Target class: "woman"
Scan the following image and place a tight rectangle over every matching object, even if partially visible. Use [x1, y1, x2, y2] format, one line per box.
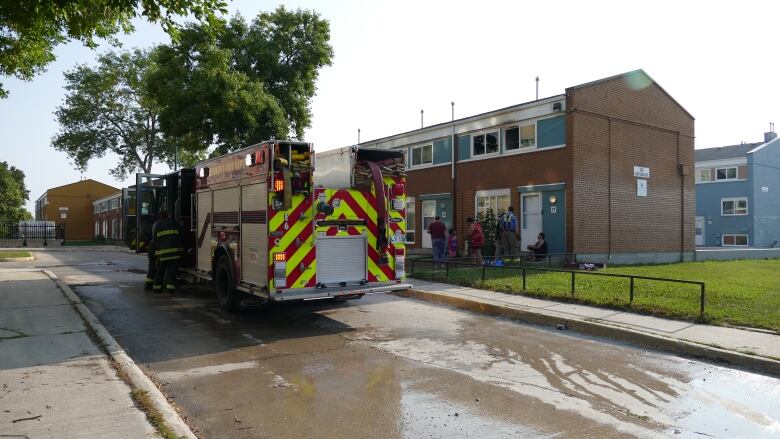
[466, 217, 484, 265]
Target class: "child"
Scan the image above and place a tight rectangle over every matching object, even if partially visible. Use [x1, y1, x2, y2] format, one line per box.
[447, 228, 458, 258]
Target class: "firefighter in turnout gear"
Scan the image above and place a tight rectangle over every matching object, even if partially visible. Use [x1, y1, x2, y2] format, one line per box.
[151, 209, 182, 293]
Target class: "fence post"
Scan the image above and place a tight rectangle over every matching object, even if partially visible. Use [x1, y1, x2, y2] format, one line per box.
[629, 277, 634, 304]
[481, 263, 486, 283]
[445, 261, 449, 280]
[570, 271, 575, 297]
[700, 283, 706, 319]
[410, 258, 415, 277]
[522, 268, 526, 291]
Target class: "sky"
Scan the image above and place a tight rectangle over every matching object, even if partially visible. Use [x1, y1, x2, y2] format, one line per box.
[2, 0, 779, 215]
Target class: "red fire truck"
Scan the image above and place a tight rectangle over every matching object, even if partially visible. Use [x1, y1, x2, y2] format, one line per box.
[126, 140, 409, 310]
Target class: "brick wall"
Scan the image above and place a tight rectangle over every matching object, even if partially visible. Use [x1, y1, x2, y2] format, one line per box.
[567, 73, 695, 255]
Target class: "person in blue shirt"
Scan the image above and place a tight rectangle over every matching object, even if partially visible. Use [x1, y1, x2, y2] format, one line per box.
[498, 206, 519, 259]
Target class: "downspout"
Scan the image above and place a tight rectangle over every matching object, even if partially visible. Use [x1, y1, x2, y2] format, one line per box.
[607, 117, 612, 260]
[451, 102, 456, 238]
[678, 131, 684, 262]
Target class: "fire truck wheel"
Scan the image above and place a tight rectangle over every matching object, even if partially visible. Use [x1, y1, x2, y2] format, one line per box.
[214, 255, 237, 312]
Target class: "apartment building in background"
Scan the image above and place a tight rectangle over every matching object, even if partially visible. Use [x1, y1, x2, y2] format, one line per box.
[35, 179, 118, 240]
[358, 70, 696, 264]
[694, 129, 780, 247]
[92, 192, 124, 240]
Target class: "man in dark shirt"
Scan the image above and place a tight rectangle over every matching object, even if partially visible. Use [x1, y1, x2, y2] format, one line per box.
[427, 216, 447, 265]
[527, 232, 549, 261]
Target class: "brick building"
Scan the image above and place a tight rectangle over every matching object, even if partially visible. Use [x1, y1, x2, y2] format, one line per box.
[35, 179, 118, 241]
[357, 70, 695, 263]
[92, 191, 123, 240]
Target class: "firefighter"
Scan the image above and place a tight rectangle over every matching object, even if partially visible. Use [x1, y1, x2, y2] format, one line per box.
[151, 209, 182, 293]
[140, 220, 155, 290]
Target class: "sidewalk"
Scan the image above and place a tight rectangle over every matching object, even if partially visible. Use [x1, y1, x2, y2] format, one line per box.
[402, 278, 780, 376]
[0, 269, 156, 438]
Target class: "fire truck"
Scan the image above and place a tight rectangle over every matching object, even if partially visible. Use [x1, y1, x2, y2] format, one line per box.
[124, 140, 409, 310]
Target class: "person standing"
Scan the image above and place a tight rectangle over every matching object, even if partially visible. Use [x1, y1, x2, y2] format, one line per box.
[427, 216, 447, 266]
[447, 228, 458, 258]
[466, 217, 484, 265]
[151, 209, 182, 293]
[499, 206, 519, 259]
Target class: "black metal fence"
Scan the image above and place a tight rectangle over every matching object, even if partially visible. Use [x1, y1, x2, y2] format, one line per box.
[410, 258, 707, 318]
[0, 223, 66, 246]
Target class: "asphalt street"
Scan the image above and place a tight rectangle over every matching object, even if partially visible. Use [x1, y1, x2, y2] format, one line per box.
[9, 249, 780, 439]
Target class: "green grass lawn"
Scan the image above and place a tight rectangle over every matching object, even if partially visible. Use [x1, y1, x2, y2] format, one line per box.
[0, 250, 32, 260]
[411, 259, 780, 332]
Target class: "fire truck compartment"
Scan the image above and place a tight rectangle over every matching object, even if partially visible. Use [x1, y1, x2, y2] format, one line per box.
[316, 235, 367, 285]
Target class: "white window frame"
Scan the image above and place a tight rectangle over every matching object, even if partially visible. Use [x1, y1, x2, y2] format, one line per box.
[410, 144, 433, 167]
[475, 188, 511, 217]
[471, 131, 500, 157]
[722, 234, 748, 247]
[721, 197, 748, 216]
[405, 196, 416, 244]
[504, 123, 537, 152]
[696, 168, 712, 184]
[715, 166, 738, 181]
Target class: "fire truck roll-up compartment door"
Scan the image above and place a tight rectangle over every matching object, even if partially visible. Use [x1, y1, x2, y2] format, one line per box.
[196, 191, 212, 272]
[240, 183, 268, 286]
[316, 235, 367, 285]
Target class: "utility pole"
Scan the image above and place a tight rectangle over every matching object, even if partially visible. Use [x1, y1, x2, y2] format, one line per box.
[420, 109, 424, 128]
[357, 128, 361, 144]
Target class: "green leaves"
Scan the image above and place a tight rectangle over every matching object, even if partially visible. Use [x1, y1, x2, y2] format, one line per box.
[0, 162, 30, 223]
[150, 7, 333, 154]
[52, 49, 170, 179]
[0, 0, 227, 98]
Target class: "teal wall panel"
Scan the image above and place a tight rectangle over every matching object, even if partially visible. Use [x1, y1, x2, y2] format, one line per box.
[538, 116, 566, 148]
[458, 135, 470, 161]
[433, 138, 452, 164]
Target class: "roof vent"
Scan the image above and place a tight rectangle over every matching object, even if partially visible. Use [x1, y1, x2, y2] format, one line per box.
[552, 102, 562, 111]
[764, 122, 776, 143]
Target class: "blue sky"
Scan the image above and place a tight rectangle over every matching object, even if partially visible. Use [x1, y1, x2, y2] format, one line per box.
[1, 0, 778, 214]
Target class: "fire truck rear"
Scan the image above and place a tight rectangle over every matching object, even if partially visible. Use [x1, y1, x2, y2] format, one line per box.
[190, 140, 409, 310]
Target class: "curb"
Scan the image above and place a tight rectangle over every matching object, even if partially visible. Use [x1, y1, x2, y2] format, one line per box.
[394, 288, 780, 377]
[0, 256, 34, 262]
[43, 269, 197, 439]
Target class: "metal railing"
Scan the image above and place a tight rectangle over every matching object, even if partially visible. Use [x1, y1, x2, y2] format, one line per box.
[409, 258, 707, 318]
[0, 223, 66, 246]
[436, 252, 579, 267]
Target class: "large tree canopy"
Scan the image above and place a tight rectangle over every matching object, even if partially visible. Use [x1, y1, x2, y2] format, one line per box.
[0, 162, 30, 223]
[148, 7, 333, 155]
[52, 49, 173, 179]
[0, 0, 227, 98]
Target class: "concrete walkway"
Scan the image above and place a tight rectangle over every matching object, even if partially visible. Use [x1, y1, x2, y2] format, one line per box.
[0, 269, 156, 438]
[404, 278, 780, 375]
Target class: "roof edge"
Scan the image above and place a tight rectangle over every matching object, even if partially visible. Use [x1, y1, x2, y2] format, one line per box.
[568, 69, 695, 120]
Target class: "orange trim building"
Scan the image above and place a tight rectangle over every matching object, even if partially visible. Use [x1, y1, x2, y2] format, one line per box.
[34, 179, 119, 241]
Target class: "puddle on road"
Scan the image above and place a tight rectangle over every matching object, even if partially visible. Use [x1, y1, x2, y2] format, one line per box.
[400, 386, 548, 439]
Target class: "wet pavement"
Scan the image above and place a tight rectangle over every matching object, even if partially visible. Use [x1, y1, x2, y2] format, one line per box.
[9, 250, 780, 438]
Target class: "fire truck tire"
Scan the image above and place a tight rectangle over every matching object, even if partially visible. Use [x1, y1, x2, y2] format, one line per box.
[214, 255, 237, 312]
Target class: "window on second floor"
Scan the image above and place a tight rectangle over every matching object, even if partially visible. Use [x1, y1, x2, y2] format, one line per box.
[472, 131, 499, 156]
[504, 124, 536, 151]
[716, 166, 738, 181]
[721, 197, 748, 216]
[411, 144, 432, 167]
[696, 168, 711, 183]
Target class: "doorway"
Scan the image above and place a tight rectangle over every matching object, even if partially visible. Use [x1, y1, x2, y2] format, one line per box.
[695, 216, 705, 246]
[520, 193, 542, 247]
[421, 200, 436, 249]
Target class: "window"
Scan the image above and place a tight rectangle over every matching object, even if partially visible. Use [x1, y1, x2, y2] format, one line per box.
[94, 204, 99, 213]
[411, 144, 432, 166]
[721, 197, 748, 216]
[95, 221, 99, 237]
[722, 234, 748, 246]
[505, 124, 536, 151]
[111, 219, 118, 239]
[696, 168, 711, 183]
[472, 131, 499, 156]
[475, 189, 511, 216]
[405, 197, 416, 243]
[716, 166, 738, 181]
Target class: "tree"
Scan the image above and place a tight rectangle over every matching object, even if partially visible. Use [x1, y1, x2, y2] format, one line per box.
[148, 7, 333, 155]
[0, 0, 227, 98]
[52, 49, 172, 179]
[0, 162, 30, 223]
